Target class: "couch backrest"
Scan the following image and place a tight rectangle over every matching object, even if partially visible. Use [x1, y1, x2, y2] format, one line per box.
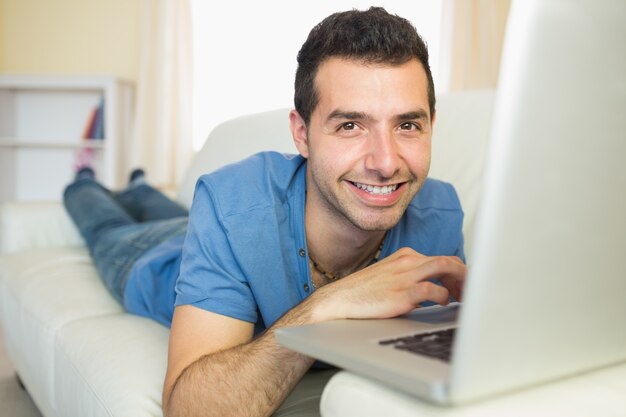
[177, 109, 295, 208]
[428, 90, 494, 260]
[178, 90, 495, 260]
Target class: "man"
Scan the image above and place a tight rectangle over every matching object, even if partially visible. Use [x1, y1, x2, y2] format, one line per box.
[163, 7, 466, 417]
[64, 6, 465, 417]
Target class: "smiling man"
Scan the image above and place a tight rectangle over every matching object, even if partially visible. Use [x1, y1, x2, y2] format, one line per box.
[295, 57, 433, 245]
[164, 7, 467, 417]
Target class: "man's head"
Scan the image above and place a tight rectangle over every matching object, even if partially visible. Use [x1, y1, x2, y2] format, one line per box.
[291, 7, 435, 233]
[294, 7, 435, 125]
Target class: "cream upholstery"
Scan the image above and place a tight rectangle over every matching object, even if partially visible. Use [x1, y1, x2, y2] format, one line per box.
[320, 365, 626, 417]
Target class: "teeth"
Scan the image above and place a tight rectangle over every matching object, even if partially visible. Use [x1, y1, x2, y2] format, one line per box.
[353, 182, 398, 195]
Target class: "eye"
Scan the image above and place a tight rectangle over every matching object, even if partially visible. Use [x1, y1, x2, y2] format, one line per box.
[335, 121, 363, 138]
[399, 122, 421, 131]
[339, 122, 357, 131]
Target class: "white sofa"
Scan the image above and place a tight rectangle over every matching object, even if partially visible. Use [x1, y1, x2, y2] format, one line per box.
[0, 90, 494, 417]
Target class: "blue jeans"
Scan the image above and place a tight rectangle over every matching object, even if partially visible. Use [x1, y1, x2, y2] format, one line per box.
[63, 179, 188, 304]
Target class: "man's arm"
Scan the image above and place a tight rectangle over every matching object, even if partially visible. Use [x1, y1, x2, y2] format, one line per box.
[163, 248, 466, 417]
[163, 297, 320, 417]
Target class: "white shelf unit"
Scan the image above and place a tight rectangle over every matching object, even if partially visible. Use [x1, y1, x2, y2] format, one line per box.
[0, 75, 134, 202]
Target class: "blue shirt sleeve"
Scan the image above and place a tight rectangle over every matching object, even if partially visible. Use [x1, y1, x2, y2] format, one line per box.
[175, 177, 258, 323]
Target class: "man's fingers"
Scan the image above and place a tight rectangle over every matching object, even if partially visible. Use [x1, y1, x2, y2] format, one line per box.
[449, 255, 465, 266]
[413, 256, 466, 302]
[413, 256, 467, 283]
[409, 281, 450, 306]
[341, 250, 467, 316]
[440, 275, 464, 301]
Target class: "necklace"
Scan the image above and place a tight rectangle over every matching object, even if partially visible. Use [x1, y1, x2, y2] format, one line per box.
[309, 237, 385, 287]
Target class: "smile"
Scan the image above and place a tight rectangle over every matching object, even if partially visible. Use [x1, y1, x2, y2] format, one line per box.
[351, 181, 399, 195]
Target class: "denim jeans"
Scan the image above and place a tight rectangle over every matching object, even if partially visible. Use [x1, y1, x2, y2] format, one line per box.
[63, 179, 188, 304]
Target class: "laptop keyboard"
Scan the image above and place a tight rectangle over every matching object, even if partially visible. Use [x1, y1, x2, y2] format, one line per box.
[379, 328, 456, 362]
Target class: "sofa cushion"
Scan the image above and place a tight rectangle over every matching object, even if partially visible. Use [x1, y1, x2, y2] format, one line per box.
[0, 248, 123, 412]
[54, 314, 168, 417]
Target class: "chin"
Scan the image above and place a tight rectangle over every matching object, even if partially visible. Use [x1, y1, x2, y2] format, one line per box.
[348, 211, 404, 232]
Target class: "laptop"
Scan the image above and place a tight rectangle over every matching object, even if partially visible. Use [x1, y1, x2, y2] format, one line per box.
[276, 0, 626, 405]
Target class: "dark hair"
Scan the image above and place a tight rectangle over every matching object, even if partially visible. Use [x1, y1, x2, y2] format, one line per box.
[294, 7, 436, 125]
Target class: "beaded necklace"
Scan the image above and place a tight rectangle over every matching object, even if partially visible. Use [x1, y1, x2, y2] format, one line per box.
[309, 237, 385, 288]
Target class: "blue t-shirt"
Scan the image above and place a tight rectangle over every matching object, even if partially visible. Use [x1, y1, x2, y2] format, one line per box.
[123, 235, 184, 327]
[124, 151, 464, 329]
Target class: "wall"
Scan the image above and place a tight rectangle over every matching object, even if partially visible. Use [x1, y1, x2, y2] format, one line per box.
[0, 0, 140, 81]
[190, 0, 444, 150]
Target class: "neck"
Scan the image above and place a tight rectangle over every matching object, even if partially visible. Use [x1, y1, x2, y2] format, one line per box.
[304, 197, 386, 279]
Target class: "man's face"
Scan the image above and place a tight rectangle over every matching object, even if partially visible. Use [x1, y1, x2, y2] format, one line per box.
[293, 57, 434, 232]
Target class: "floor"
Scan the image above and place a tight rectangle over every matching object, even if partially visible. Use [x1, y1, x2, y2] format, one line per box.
[0, 325, 43, 417]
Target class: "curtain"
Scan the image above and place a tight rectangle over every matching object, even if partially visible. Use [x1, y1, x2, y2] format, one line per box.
[440, 0, 511, 91]
[128, 0, 193, 192]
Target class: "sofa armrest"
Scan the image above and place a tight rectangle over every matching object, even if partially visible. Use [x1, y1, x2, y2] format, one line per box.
[320, 367, 626, 417]
[0, 202, 84, 254]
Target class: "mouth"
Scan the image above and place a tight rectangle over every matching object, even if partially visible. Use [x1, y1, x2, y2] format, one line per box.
[350, 181, 400, 195]
[347, 180, 406, 207]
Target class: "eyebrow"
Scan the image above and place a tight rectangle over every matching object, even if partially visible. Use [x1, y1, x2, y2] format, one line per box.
[326, 110, 370, 122]
[325, 109, 430, 124]
[394, 110, 429, 123]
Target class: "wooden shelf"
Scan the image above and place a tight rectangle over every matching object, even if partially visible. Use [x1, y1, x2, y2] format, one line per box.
[0, 138, 106, 149]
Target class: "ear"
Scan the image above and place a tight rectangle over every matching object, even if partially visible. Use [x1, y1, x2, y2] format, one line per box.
[290, 109, 310, 158]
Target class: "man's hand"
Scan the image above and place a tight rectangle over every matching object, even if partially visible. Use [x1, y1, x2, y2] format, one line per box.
[310, 247, 467, 322]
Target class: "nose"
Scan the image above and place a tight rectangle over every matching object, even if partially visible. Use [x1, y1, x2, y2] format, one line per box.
[364, 128, 401, 179]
